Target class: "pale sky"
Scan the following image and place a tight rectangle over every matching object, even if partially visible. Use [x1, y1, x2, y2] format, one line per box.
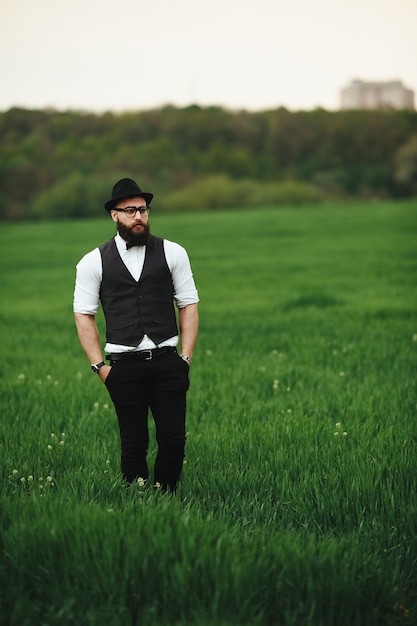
[1, 0, 416, 112]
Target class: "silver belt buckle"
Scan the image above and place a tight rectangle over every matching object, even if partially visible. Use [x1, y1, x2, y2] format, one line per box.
[142, 349, 153, 360]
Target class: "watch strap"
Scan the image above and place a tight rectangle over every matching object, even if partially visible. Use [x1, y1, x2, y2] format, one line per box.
[91, 361, 106, 373]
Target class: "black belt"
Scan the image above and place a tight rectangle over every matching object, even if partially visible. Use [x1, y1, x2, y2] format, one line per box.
[106, 347, 176, 362]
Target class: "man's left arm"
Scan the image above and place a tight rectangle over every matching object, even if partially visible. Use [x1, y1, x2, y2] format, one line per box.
[178, 303, 199, 362]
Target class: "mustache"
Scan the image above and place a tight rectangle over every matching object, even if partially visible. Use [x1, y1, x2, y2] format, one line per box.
[117, 221, 151, 248]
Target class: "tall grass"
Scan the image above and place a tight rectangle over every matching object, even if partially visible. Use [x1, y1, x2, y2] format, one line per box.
[1, 200, 416, 625]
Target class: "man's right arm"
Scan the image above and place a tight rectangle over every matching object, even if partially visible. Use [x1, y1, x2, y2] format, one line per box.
[74, 249, 110, 381]
[74, 313, 111, 382]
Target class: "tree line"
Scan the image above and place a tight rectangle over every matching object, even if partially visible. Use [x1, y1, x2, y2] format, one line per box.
[1, 105, 416, 219]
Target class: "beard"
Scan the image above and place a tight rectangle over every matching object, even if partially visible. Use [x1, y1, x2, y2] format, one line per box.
[118, 221, 151, 248]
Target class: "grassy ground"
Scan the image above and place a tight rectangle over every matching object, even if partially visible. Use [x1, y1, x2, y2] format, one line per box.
[1, 199, 416, 625]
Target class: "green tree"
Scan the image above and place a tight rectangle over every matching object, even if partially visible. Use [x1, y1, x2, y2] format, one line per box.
[394, 134, 417, 194]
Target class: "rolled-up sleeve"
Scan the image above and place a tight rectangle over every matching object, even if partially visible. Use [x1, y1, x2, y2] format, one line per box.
[73, 249, 102, 315]
[164, 240, 199, 309]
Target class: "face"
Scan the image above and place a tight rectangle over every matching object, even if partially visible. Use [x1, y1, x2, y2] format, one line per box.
[110, 196, 151, 247]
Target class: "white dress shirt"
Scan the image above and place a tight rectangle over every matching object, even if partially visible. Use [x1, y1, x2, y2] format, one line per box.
[74, 234, 199, 353]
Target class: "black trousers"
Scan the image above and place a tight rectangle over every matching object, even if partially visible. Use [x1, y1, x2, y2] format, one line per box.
[105, 349, 190, 491]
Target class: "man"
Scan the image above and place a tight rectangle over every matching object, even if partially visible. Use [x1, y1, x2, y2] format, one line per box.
[73, 178, 199, 492]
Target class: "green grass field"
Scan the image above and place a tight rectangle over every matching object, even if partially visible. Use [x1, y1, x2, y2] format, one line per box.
[1, 200, 416, 625]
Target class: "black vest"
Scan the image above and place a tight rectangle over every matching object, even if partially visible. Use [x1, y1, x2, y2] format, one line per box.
[99, 235, 178, 346]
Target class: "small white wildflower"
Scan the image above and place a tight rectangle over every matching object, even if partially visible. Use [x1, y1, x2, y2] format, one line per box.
[46, 375, 52, 381]
[61, 432, 65, 439]
[343, 432, 348, 437]
[60, 440, 64, 446]
[47, 445, 52, 451]
[137, 477, 145, 488]
[287, 409, 292, 414]
[103, 404, 109, 409]
[18, 373, 25, 380]
[46, 476, 53, 483]
[54, 381, 59, 386]
[106, 459, 111, 467]
[107, 508, 114, 513]
[21, 477, 26, 483]
[286, 387, 291, 392]
[206, 349, 213, 356]
[51, 433, 56, 439]
[335, 423, 342, 429]
[12, 469, 18, 476]
[334, 432, 339, 436]
[93, 402, 99, 410]
[154, 482, 161, 489]
[412, 334, 417, 342]
[28, 475, 34, 482]
[339, 371, 345, 377]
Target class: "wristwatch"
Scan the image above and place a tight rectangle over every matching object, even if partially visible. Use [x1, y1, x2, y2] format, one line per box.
[91, 361, 106, 374]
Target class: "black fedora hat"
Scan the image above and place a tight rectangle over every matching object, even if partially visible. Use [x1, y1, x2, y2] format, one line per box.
[105, 178, 154, 212]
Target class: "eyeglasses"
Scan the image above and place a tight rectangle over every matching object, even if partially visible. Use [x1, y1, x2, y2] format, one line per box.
[115, 206, 151, 217]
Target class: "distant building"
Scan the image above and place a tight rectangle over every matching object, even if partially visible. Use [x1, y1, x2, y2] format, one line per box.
[340, 79, 415, 110]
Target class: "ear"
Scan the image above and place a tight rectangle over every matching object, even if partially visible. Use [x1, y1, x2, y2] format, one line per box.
[110, 210, 118, 223]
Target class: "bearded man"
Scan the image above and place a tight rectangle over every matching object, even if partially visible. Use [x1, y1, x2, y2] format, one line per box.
[73, 178, 199, 492]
